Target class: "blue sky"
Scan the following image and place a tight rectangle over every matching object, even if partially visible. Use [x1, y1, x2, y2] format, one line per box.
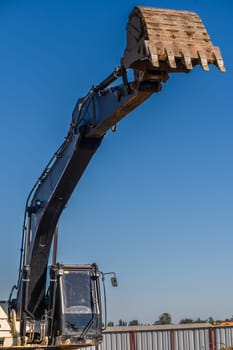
[0, 0, 232, 324]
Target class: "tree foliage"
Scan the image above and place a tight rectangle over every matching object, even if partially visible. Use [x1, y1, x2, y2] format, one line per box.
[118, 319, 127, 326]
[128, 320, 139, 326]
[115, 314, 233, 327]
[180, 318, 194, 324]
[155, 313, 172, 325]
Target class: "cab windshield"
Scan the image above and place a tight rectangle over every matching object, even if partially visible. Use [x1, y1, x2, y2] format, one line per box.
[62, 270, 95, 334]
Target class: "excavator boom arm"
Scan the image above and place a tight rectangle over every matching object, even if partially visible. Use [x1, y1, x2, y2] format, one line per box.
[19, 76, 160, 318]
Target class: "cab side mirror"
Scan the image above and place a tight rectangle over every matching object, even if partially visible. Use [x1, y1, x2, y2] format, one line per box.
[111, 276, 118, 287]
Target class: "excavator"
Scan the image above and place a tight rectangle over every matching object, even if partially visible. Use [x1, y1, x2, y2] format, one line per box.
[0, 6, 225, 350]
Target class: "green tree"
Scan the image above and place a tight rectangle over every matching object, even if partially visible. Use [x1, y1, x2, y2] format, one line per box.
[208, 317, 215, 324]
[180, 318, 194, 324]
[118, 319, 127, 326]
[128, 320, 139, 326]
[107, 321, 114, 327]
[159, 313, 172, 325]
[194, 317, 207, 323]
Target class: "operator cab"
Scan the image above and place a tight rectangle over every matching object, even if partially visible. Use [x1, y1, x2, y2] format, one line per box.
[48, 264, 102, 347]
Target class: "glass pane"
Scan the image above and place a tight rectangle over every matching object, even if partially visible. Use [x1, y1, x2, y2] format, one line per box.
[64, 313, 93, 333]
[62, 270, 92, 314]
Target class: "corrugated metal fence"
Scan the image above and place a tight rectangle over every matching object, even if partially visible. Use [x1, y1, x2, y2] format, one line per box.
[85, 324, 233, 350]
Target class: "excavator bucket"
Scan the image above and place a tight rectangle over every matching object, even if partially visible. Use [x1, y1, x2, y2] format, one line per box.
[121, 6, 226, 74]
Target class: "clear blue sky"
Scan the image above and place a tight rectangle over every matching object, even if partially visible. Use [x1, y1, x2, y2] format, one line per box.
[0, 0, 232, 324]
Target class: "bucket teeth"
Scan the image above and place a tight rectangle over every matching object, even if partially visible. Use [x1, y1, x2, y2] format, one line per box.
[165, 48, 177, 69]
[180, 48, 193, 70]
[151, 53, 160, 67]
[150, 49, 160, 68]
[121, 6, 226, 75]
[212, 47, 226, 72]
[197, 51, 209, 71]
